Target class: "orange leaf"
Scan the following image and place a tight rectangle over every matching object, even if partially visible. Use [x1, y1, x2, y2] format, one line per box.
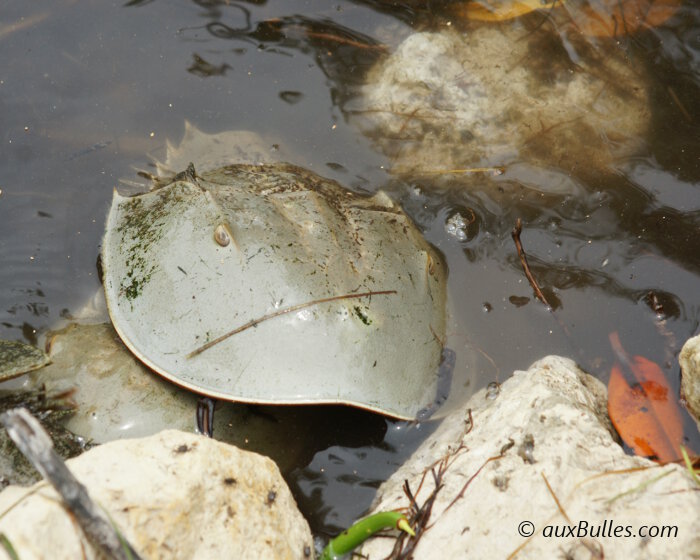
[567, 0, 680, 38]
[607, 332, 683, 463]
[451, 0, 679, 36]
[452, 0, 553, 22]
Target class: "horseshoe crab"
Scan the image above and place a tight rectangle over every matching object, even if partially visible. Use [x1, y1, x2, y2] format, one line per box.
[101, 125, 448, 420]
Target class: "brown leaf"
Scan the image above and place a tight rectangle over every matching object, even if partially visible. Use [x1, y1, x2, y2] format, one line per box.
[607, 332, 683, 463]
[451, 0, 679, 37]
[451, 0, 555, 22]
[566, 0, 680, 38]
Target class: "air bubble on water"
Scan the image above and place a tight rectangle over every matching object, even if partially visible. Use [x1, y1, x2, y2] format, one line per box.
[485, 381, 500, 400]
[446, 212, 468, 241]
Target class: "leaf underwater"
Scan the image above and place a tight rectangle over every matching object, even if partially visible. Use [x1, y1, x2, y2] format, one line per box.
[566, 0, 680, 38]
[451, 0, 679, 37]
[607, 332, 683, 463]
[452, 0, 553, 22]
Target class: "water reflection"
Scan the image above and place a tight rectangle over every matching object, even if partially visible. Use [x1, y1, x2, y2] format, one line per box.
[1, 0, 698, 538]
[289, 415, 434, 535]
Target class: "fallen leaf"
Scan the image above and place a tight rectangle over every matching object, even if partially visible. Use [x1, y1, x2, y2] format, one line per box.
[607, 332, 683, 463]
[451, 0, 679, 37]
[451, 0, 557, 22]
[565, 0, 680, 38]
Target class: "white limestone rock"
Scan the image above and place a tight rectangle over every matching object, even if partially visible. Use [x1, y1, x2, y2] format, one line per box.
[680, 334, 700, 430]
[0, 430, 313, 560]
[349, 26, 649, 192]
[360, 356, 700, 559]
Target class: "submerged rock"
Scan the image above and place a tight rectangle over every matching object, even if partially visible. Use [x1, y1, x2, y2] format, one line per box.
[0, 430, 313, 560]
[680, 334, 700, 431]
[0, 339, 50, 382]
[348, 25, 649, 192]
[0, 388, 84, 488]
[359, 356, 700, 559]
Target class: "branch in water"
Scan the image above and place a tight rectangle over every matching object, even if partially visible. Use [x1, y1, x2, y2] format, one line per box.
[511, 218, 551, 308]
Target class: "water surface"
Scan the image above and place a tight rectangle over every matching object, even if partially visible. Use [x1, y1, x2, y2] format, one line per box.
[1, 0, 699, 537]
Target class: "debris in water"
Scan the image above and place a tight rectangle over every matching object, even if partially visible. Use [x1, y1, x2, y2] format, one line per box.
[445, 213, 469, 241]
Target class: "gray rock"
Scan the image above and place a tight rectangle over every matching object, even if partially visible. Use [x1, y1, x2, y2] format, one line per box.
[0, 430, 313, 560]
[0, 339, 50, 382]
[359, 356, 700, 559]
[680, 334, 700, 430]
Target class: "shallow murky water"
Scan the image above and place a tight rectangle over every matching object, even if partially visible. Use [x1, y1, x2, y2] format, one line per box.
[1, 0, 699, 537]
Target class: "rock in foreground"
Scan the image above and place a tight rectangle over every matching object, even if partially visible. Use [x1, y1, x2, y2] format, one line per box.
[0, 430, 312, 559]
[360, 356, 700, 559]
[680, 334, 700, 431]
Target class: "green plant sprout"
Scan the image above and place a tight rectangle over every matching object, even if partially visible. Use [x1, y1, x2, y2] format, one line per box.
[320, 511, 415, 560]
[0, 533, 19, 560]
[681, 446, 700, 486]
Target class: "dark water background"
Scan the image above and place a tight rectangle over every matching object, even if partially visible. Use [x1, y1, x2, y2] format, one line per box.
[1, 0, 699, 537]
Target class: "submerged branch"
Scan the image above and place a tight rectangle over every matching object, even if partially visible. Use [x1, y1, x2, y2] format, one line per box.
[511, 218, 551, 308]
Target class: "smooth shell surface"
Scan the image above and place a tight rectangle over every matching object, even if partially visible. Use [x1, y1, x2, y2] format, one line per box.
[102, 163, 446, 419]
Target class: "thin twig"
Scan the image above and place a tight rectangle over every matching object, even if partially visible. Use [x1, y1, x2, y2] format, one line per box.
[408, 166, 505, 176]
[605, 468, 674, 505]
[541, 471, 570, 523]
[384, 411, 478, 558]
[187, 290, 397, 358]
[444, 452, 504, 513]
[305, 31, 388, 52]
[511, 218, 551, 308]
[397, 107, 422, 136]
[510, 219, 588, 365]
[392, 459, 449, 559]
[667, 86, 692, 121]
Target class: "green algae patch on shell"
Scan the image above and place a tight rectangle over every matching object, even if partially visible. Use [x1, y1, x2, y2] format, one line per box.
[0, 340, 50, 382]
[102, 163, 447, 419]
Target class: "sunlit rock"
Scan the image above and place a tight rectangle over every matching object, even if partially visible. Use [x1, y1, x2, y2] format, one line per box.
[680, 334, 700, 430]
[0, 430, 313, 560]
[360, 356, 700, 559]
[348, 25, 649, 192]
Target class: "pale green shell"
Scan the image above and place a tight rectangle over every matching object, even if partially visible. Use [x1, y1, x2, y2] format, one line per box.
[102, 163, 446, 419]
